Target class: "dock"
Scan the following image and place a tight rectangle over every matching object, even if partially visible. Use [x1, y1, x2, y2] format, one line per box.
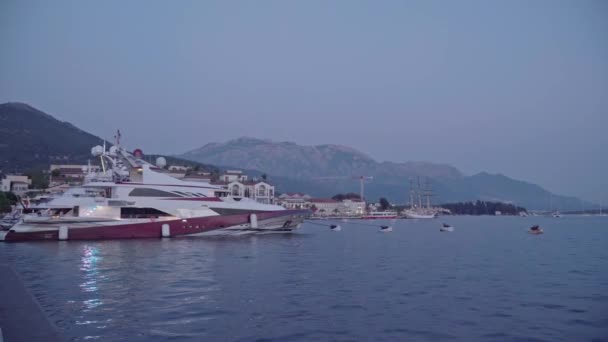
[0, 263, 63, 342]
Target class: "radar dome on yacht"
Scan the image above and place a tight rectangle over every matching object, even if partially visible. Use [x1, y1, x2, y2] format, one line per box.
[91, 145, 103, 156]
[133, 148, 143, 159]
[156, 157, 167, 168]
[109, 146, 118, 155]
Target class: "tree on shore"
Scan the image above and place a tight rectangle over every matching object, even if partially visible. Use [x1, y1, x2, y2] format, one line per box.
[379, 197, 391, 211]
[332, 193, 361, 201]
[440, 201, 526, 215]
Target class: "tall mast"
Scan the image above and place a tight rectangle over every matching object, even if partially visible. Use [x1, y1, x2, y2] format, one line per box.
[417, 177, 422, 208]
[425, 178, 431, 209]
[409, 178, 414, 208]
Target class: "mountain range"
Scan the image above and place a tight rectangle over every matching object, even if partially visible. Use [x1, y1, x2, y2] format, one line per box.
[0, 102, 590, 210]
[181, 137, 590, 210]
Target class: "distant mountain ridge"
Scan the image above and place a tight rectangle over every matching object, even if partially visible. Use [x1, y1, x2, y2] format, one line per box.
[182, 137, 463, 180]
[180, 137, 591, 210]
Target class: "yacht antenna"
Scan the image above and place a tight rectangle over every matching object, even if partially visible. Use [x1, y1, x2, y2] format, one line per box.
[114, 129, 121, 146]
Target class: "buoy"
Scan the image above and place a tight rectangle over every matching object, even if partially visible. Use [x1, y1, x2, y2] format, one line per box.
[330, 224, 341, 231]
[161, 224, 171, 237]
[250, 214, 258, 229]
[58, 225, 68, 240]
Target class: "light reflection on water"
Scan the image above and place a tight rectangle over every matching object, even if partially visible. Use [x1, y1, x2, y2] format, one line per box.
[1, 216, 608, 341]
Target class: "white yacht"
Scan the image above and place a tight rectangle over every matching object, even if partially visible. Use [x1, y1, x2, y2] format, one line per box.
[1, 140, 308, 242]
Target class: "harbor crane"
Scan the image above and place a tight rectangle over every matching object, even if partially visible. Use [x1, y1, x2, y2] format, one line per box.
[354, 175, 373, 201]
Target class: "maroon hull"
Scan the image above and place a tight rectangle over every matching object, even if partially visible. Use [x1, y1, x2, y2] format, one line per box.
[3, 210, 309, 242]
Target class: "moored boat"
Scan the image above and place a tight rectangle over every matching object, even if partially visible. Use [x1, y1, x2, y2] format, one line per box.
[2, 138, 309, 242]
[528, 225, 544, 234]
[440, 223, 454, 232]
[361, 211, 399, 219]
[403, 209, 435, 219]
[379, 225, 393, 232]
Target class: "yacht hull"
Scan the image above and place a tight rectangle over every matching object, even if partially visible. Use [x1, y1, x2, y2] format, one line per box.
[1, 210, 308, 242]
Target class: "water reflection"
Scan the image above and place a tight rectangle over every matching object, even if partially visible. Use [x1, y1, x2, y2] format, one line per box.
[80, 245, 103, 310]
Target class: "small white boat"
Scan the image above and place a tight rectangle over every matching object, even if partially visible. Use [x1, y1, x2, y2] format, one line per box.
[330, 224, 341, 231]
[380, 225, 393, 232]
[529, 225, 544, 234]
[440, 223, 454, 232]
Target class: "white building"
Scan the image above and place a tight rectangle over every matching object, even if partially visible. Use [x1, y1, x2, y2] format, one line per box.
[277, 193, 312, 209]
[341, 199, 366, 215]
[168, 165, 191, 172]
[49, 164, 101, 186]
[310, 198, 341, 216]
[1, 175, 32, 195]
[182, 173, 212, 183]
[213, 180, 275, 204]
[220, 170, 248, 183]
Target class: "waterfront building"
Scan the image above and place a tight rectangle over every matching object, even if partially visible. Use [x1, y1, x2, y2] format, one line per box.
[168, 165, 190, 172]
[310, 198, 341, 216]
[220, 170, 248, 183]
[49, 164, 101, 186]
[212, 180, 275, 204]
[277, 193, 312, 209]
[1, 175, 32, 195]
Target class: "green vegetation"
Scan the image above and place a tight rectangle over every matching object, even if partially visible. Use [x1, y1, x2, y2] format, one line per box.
[441, 201, 526, 216]
[331, 193, 361, 201]
[0, 192, 17, 213]
[24, 169, 49, 189]
[379, 197, 391, 211]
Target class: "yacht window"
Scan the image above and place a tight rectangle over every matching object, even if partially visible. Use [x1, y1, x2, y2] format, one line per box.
[129, 188, 180, 197]
[120, 207, 172, 218]
[172, 191, 191, 197]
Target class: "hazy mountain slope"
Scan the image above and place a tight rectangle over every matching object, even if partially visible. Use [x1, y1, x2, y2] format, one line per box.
[0, 102, 107, 171]
[181, 137, 462, 180]
[181, 138, 591, 210]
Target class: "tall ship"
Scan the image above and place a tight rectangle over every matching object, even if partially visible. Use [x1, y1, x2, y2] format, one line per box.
[402, 177, 436, 219]
[1, 136, 309, 241]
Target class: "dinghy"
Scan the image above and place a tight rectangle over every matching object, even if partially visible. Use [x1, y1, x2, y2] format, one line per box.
[440, 223, 454, 232]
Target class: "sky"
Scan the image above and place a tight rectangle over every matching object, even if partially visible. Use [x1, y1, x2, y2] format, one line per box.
[1, 0, 607, 202]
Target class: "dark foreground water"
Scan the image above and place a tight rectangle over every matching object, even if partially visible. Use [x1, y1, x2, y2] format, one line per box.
[2, 216, 608, 341]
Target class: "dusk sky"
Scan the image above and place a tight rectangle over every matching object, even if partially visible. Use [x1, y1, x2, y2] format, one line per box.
[1, 0, 607, 202]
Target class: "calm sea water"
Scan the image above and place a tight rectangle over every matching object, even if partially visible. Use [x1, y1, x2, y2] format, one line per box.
[1, 216, 607, 341]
